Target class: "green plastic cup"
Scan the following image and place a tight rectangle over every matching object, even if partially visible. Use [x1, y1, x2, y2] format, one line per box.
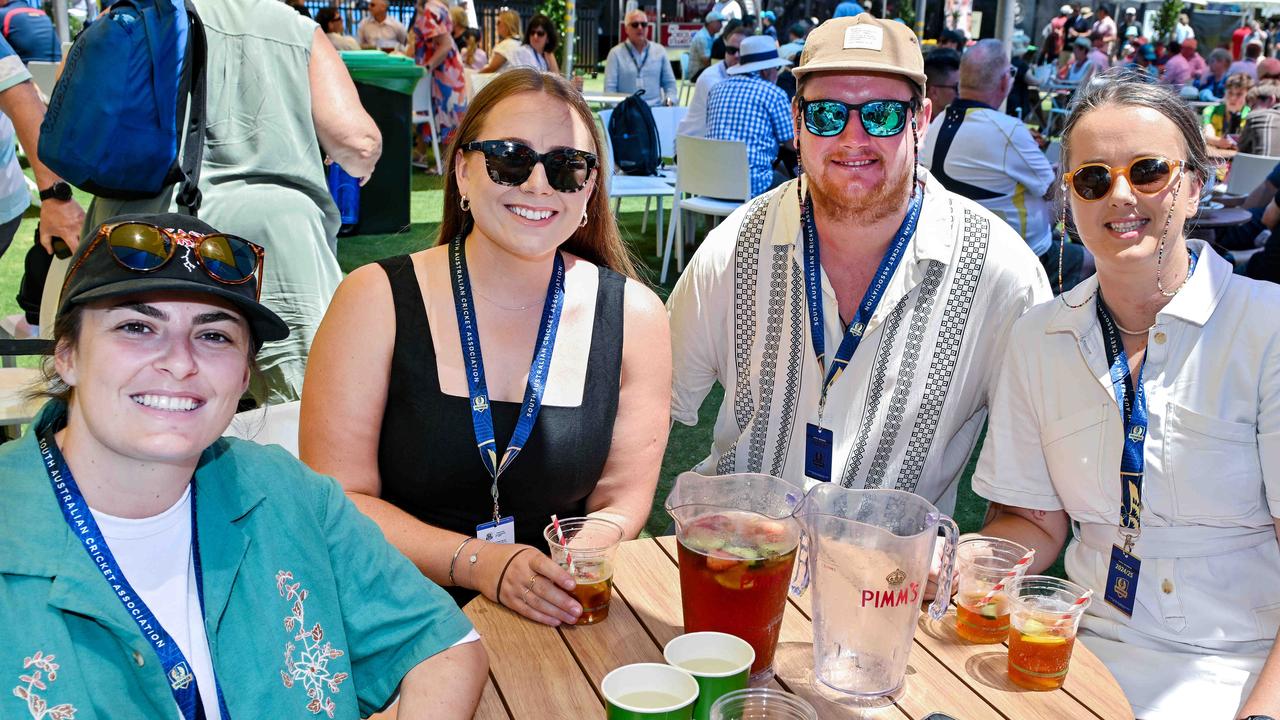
[663, 632, 755, 720]
[602, 663, 700, 719]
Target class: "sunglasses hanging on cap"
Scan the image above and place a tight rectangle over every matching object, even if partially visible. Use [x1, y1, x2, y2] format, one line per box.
[462, 140, 598, 193]
[1064, 157, 1182, 201]
[64, 222, 266, 300]
[799, 97, 918, 138]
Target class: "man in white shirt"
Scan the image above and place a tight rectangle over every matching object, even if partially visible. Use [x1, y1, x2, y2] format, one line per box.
[667, 15, 1050, 512]
[356, 0, 407, 52]
[604, 10, 679, 106]
[921, 39, 1089, 293]
[677, 26, 746, 138]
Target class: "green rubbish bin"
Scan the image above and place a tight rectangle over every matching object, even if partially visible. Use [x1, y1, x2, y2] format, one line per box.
[341, 51, 424, 236]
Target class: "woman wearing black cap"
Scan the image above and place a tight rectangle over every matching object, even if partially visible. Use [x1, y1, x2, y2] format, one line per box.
[0, 214, 487, 719]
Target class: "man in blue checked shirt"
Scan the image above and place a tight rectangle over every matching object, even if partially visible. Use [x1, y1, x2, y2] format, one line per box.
[706, 35, 795, 197]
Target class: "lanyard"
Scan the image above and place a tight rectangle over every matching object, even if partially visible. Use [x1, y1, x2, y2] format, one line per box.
[626, 43, 649, 75]
[1095, 302, 1147, 549]
[449, 234, 565, 522]
[38, 426, 228, 720]
[1096, 251, 1197, 550]
[801, 190, 922, 423]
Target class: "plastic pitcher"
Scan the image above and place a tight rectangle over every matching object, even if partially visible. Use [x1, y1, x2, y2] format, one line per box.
[791, 485, 958, 697]
[664, 472, 805, 685]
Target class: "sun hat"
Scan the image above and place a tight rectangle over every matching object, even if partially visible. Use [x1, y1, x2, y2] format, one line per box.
[792, 15, 925, 93]
[1059, 4, 1072, 13]
[705, 10, 723, 23]
[1080, 6, 1093, 16]
[59, 213, 289, 345]
[761, 10, 776, 21]
[728, 34, 791, 74]
[1124, 6, 1136, 13]
[832, 1, 865, 18]
[1140, 43, 1156, 60]
[1074, 36, 1091, 49]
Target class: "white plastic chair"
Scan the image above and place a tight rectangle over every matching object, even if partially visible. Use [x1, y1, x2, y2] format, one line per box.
[27, 60, 58, 100]
[1226, 151, 1277, 196]
[660, 135, 751, 283]
[678, 52, 693, 105]
[411, 75, 444, 175]
[224, 400, 302, 458]
[598, 109, 675, 255]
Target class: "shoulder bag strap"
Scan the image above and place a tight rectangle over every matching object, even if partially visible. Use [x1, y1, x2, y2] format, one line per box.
[176, 0, 207, 216]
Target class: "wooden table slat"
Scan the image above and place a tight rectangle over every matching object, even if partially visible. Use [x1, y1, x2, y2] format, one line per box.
[464, 596, 603, 719]
[476, 673, 514, 720]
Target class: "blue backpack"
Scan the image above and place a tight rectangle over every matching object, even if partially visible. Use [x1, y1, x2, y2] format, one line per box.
[38, 0, 207, 213]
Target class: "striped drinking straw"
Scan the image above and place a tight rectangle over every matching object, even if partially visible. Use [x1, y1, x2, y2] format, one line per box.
[978, 549, 1036, 607]
[550, 514, 575, 574]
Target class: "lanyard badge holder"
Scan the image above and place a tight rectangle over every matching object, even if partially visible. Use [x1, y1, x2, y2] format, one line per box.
[801, 191, 921, 482]
[38, 426, 229, 720]
[450, 235, 566, 543]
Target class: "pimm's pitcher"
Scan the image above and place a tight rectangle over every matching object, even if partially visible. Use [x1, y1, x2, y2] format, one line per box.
[664, 471, 804, 685]
[792, 484, 958, 697]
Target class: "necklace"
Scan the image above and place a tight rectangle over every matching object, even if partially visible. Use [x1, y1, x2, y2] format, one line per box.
[472, 285, 542, 312]
[1110, 316, 1157, 336]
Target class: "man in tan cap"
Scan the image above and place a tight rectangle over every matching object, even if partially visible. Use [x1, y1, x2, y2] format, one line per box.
[666, 15, 1049, 511]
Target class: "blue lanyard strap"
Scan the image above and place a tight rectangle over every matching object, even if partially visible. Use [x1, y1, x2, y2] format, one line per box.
[626, 43, 649, 73]
[449, 234, 566, 522]
[1095, 251, 1198, 544]
[37, 426, 228, 720]
[802, 191, 922, 420]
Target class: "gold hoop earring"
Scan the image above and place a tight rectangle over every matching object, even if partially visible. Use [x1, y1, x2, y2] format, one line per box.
[460, 195, 471, 212]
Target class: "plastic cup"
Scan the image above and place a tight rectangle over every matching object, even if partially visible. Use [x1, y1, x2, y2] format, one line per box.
[1005, 575, 1092, 691]
[663, 632, 754, 720]
[709, 688, 817, 720]
[954, 537, 1033, 644]
[602, 663, 700, 719]
[543, 517, 624, 625]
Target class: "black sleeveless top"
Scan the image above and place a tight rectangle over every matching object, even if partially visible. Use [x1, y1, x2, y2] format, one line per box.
[375, 255, 624, 605]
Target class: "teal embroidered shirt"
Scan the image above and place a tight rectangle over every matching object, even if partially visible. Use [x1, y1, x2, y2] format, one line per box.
[1, 401, 474, 719]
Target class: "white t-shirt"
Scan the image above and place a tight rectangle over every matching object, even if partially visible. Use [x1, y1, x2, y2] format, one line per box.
[711, 0, 742, 21]
[93, 487, 220, 720]
[676, 61, 729, 138]
[920, 101, 1056, 257]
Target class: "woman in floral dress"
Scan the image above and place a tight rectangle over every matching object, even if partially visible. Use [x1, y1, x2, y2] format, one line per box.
[411, 0, 468, 163]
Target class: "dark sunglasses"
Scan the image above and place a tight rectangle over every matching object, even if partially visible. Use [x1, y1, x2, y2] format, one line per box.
[530, 28, 546, 36]
[462, 140, 598, 193]
[726, 46, 740, 54]
[799, 97, 918, 138]
[628, 21, 649, 28]
[66, 222, 265, 300]
[1064, 156, 1182, 201]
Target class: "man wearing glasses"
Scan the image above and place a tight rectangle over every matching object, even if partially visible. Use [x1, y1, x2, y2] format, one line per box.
[667, 15, 1049, 512]
[604, 10, 678, 106]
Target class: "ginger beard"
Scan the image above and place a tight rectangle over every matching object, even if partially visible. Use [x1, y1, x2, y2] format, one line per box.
[803, 134, 916, 225]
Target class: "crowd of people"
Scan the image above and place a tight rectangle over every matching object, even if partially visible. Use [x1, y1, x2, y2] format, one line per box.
[0, 1, 1277, 719]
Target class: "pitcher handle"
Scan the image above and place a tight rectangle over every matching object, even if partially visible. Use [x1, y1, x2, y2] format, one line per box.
[789, 531, 810, 597]
[927, 515, 959, 620]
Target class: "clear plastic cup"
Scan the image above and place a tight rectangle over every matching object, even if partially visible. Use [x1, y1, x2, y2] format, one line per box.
[709, 688, 817, 720]
[1005, 575, 1092, 691]
[953, 537, 1032, 644]
[543, 517, 624, 625]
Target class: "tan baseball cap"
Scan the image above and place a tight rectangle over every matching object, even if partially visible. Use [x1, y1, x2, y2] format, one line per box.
[792, 15, 926, 94]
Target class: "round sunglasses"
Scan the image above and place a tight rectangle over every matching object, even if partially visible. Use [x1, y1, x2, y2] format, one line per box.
[65, 222, 265, 299]
[462, 140, 598, 193]
[1063, 156, 1182, 201]
[798, 97, 917, 138]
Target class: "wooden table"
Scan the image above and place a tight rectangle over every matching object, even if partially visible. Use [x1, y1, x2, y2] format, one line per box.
[464, 537, 1133, 720]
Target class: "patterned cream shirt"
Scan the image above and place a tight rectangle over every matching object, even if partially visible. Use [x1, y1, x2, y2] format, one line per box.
[667, 172, 1052, 513]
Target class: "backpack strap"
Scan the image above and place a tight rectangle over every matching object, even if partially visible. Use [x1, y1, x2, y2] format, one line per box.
[3, 7, 45, 38]
[175, 0, 206, 216]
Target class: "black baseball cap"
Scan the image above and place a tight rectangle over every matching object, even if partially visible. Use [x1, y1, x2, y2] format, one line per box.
[59, 213, 289, 345]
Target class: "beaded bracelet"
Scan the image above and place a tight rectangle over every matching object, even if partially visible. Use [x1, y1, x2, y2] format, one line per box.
[495, 547, 535, 608]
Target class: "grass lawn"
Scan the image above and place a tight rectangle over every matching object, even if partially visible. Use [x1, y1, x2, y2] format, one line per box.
[3, 150, 1061, 574]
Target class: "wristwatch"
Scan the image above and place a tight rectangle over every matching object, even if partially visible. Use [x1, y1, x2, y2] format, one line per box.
[38, 181, 72, 202]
